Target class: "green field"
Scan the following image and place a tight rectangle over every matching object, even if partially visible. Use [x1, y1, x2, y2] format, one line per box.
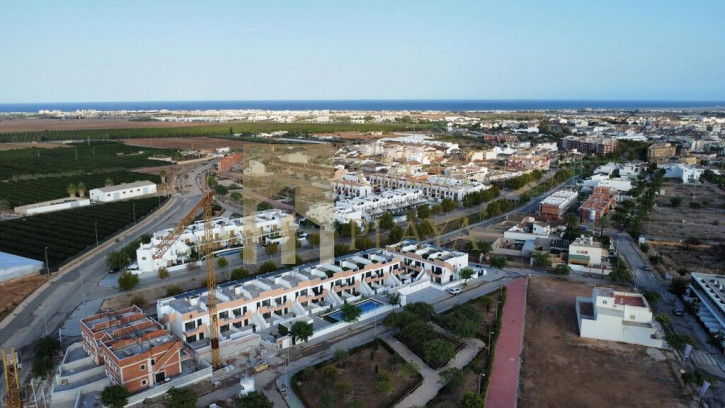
[0, 170, 161, 207]
[0, 197, 166, 268]
[0, 141, 172, 180]
[0, 122, 433, 143]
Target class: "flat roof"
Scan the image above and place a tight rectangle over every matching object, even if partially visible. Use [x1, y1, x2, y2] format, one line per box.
[614, 295, 646, 308]
[93, 180, 155, 193]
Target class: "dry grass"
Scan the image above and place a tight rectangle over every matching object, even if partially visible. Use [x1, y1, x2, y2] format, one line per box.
[0, 274, 47, 320]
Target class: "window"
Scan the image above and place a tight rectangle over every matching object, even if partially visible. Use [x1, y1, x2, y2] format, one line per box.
[140, 364, 145, 370]
[141, 379, 147, 386]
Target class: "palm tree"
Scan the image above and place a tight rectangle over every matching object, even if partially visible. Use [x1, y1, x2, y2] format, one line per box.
[76, 182, 86, 197]
[159, 170, 167, 184]
[67, 183, 77, 197]
[594, 215, 611, 238]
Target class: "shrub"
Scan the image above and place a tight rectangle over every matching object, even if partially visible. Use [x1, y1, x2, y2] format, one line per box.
[158, 267, 170, 280]
[118, 271, 140, 292]
[165, 285, 184, 297]
[129, 295, 145, 308]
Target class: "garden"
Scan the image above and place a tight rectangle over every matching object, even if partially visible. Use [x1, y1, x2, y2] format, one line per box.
[292, 339, 423, 408]
[0, 196, 166, 268]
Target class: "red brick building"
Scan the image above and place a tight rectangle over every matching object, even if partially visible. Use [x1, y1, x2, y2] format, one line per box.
[80, 306, 190, 393]
[578, 186, 616, 224]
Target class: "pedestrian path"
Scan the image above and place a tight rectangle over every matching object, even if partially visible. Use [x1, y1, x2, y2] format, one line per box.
[485, 277, 527, 408]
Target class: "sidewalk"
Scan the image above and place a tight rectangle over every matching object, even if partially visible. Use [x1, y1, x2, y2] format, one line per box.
[485, 277, 528, 408]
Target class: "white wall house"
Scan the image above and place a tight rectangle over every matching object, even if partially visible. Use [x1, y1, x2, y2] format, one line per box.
[568, 236, 604, 268]
[335, 189, 424, 224]
[503, 217, 551, 242]
[576, 287, 663, 348]
[89, 181, 157, 203]
[663, 163, 705, 184]
[137, 210, 294, 273]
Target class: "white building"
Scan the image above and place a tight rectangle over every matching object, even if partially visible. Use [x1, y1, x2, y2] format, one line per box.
[89, 180, 157, 203]
[663, 163, 705, 184]
[688, 273, 725, 337]
[581, 176, 632, 193]
[136, 210, 294, 273]
[503, 217, 551, 242]
[576, 287, 663, 348]
[366, 173, 489, 202]
[335, 189, 424, 224]
[568, 236, 604, 268]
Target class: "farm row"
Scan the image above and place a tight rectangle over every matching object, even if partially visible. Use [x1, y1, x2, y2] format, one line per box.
[0, 141, 172, 180]
[0, 197, 166, 268]
[0, 170, 161, 207]
[0, 122, 431, 143]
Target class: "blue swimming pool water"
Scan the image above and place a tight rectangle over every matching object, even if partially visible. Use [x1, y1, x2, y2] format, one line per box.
[326, 299, 383, 322]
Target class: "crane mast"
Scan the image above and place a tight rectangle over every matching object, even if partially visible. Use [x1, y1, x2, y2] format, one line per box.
[202, 191, 222, 369]
[2, 348, 21, 408]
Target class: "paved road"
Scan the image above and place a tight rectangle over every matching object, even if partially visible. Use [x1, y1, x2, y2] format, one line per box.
[0, 162, 212, 388]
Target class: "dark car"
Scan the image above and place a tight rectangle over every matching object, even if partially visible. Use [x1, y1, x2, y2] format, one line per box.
[109, 267, 121, 274]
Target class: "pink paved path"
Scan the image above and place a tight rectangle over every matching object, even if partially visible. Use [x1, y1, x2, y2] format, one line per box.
[485, 277, 527, 408]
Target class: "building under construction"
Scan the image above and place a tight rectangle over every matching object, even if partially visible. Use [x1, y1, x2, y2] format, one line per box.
[578, 186, 615, 224]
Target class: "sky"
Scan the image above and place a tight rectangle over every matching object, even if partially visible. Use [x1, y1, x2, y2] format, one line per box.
[1, 0, 724, 103]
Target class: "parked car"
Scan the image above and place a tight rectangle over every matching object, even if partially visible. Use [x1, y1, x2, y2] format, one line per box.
[109, 267, 121, 274]
[448, 287, 462, 296]
[673, 306, 683, 316]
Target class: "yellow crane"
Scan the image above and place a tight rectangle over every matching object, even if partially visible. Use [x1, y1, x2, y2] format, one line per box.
[2, 347, 21, 408]
[152, 189, 222, 369]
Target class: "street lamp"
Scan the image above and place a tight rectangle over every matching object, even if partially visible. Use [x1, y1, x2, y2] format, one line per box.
[478, 373, 486, 394]
[94, 221, 99, 247]
[488, 331, 494, 355]
[45, 246, 50, 282]
[132, 203, 136, 225]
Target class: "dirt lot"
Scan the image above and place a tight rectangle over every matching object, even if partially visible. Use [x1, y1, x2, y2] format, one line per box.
[646, 181, 725, 275]
[0, 141, 71, 151]
[123, 137, 250, 150]
[519, 278, 687, 408]
[0, 274, 48, 320]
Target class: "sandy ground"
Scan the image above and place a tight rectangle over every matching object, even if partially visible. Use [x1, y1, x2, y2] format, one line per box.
[0, 142, 70, 151]
[518, 278, 687, 408]
[646, 181, 725, 275]
[0, 118, 230, 133]
[123, 137, 249, 150]
[0, 274, 48, 321]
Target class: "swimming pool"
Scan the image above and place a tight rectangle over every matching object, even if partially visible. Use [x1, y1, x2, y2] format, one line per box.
[325, 299, 384, 322]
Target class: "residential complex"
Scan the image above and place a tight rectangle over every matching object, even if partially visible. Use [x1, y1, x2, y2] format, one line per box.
[576, 287, 663, 348]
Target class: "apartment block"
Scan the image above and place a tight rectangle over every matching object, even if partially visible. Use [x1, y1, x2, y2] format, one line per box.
[560, 136, 618, 155]
[365, 173, 489, 202]
[647, 143, 676, 163]
[539, 189, 578, 219]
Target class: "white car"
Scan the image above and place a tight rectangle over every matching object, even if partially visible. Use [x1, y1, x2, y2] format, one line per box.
[448, 287, 462, 295]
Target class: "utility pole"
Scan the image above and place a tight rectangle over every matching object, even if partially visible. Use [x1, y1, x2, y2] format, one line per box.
[133, 203, 136, 225]
[94, 221, 99, 247]
[45, 246, 50, 281]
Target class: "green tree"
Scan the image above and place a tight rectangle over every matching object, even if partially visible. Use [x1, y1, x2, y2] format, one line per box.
[431, 204, 443, 216]
[320, 391, 337, 408]
[165, 387, 197, 408]
[76, 182, 86, 197]
[237, 391, 274, 408]
[490, 256, 507, 271]
[461, 391, 485, 408]
[340, 301, 362, 325]
[417, 204, 432, 219]
[289, 321, 314, 344]
[217, 256, 229, 270]
[379, 212, 395, 230]
[335, 348, 349, 368]
[321, 365, 338, 379]
[640, 242, 650, 253]
[406, 208, 417, 222]
[388, 225, 404, 243]
[441, 198, 457, 212]
[158, 266, 170, 280]
[100, 385, 130, 408]
[532, 251, 552, 270]
[594, 215, 610, 237]
[609, 257, 633, 284]
[664, 333, 693, 352]
[31, 336, 61, 378]
[231, 267, 249, 280]
[264, 243, 279, 256]
[404, 302, 435, 321]
[107, 250, 129, 270]
[670, 196, 683, 207]
[259, 261, 277, 274]
[643, 290, 662, 306]
[424, 339, 456, 366]
[563, 213, 580, 241]
[553, 263, 572, 275]
[118, 271, 140, 291]
[439, 367, 464, 390]
[67, 183, 77, 197]
[668, 278, 689, 297]
[460, 267, 475, 285]
[307, 233, 320, 246]
[385, 292, 401, 308]
[129, 294, 145, 308]
[655, 314, 671, 327]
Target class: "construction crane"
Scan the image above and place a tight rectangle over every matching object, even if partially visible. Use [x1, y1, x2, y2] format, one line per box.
[2, 348, 21, 408]
[152, 189, 222, 369]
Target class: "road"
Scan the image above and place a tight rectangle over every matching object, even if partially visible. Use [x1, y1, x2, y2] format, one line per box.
[0, 161, 214, 391]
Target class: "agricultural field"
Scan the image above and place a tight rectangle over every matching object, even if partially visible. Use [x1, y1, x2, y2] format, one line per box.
[0, 122, 431, 143]
[0, 141, 173, 180]
[293, 339, 422, 408]
[0, 197, 166, 268]
[0, 170, 161, 207]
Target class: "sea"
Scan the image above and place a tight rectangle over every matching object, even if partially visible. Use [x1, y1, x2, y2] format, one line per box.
[0, 100, 724, 113]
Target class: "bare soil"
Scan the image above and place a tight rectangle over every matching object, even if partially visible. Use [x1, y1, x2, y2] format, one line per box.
[646, 182, 725, 275]
[519, 278, 687, 408]
[294, 341, 421, 408]
[122, 137, 250, 150]
[0, 274, 48, 320]
[0, 142, 70, 151]
[0, 119, 228, 133]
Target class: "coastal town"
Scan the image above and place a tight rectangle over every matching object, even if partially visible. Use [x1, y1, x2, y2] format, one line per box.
[0, 107, 724, 408]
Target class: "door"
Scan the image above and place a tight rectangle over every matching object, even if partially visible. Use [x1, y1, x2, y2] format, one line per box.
[155, 371, 166, 383]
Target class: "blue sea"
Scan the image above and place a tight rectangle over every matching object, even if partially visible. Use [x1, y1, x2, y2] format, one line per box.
[0, 100, 724, 113]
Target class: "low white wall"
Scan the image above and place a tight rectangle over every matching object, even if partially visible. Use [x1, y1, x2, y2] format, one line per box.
[51, 376, 110, 403]
[127, 366, 212, 407]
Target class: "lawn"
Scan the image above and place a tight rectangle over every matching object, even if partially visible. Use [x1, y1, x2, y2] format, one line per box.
[0, 141, 172, 180]
[0, 170, 160, 207]
[0, 196, 167, 268]
[293, 339, 422, 408]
